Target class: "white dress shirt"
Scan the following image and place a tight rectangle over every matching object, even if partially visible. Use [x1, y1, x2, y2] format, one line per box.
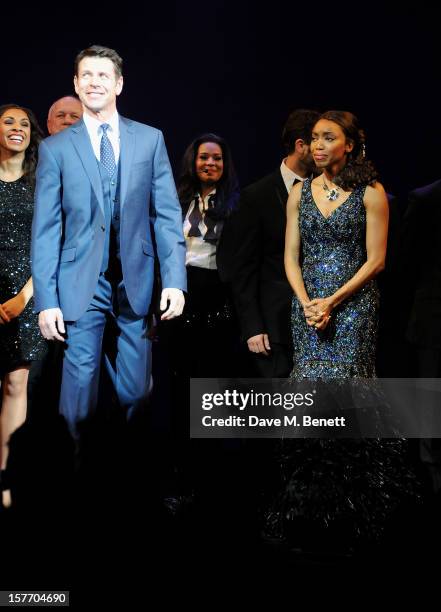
[183, 190, 218, 270]
[280, 159, 306, 193]
[83, 111, 120, 165]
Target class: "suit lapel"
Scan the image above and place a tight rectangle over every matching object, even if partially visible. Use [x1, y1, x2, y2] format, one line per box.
[119, 116, 135, 210]
[70, 119, 105, 215]
[273, 169, 289, 212]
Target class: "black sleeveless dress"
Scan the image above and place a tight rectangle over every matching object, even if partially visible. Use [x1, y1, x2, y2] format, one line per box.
[0, 178, 46, 373]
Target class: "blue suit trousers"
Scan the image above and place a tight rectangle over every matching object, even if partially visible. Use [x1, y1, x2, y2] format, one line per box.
[59, 273, 151, 439]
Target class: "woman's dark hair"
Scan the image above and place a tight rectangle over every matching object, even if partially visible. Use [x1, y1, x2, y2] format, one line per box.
[318, 110, 379, 190]
[0, 104, 44, 186]
[177, 133, 239, 220]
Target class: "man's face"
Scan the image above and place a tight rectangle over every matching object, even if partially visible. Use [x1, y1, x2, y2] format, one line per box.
[47, 97, 83, 134]
[74, 56, 123, 116]
[300, 143, 314, 172]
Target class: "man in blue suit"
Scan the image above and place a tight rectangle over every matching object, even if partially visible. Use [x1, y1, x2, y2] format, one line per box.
[31, 45, 186, 439]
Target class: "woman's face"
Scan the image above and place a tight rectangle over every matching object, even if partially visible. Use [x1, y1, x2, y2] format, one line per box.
[310, 119, 353, 172]
[0, 108, 31, 156]
[195, 142, 224, 188]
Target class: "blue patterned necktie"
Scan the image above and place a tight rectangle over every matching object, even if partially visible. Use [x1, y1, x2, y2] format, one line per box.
[100, 123, 116, 177]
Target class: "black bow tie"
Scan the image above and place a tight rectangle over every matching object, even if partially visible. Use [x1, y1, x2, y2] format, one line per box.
[187, 194, 218, 242]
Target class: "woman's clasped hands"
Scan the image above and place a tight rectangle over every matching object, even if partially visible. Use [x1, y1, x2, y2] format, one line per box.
[302, 296, 334, 331]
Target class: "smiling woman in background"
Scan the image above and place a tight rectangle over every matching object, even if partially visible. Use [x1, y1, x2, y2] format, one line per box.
[0, 104, 46, 507]
[172, 132, 240, 378]
[160, 133, 241, 511]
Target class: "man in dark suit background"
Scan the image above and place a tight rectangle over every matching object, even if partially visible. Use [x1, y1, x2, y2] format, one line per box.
[231, 109, 319, 377]
[375, 191, 408, 376]
[401, 179, 441, 493]
[31, 45, 186, 441]
[402, 179, 441, 372]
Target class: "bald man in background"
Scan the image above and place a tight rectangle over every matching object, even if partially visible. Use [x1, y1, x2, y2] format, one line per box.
[47, 96, 82, 135]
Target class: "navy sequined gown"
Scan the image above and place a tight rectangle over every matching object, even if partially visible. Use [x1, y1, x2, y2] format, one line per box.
[0, 178, 46, 373]
[266, 179, 418, 547]
[291, 178, 378, 378]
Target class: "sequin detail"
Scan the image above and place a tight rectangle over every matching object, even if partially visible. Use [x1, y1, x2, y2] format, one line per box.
[0, 178, 46, 371]
[290, 178, 378, 379]
[272, 179, 420, 546]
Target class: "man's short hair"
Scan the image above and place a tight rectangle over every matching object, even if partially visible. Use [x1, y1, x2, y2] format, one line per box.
[74, 45, 123, 78]
[282, 109, 320, 154]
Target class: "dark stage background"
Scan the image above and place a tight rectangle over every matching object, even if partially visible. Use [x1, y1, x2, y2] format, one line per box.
[3, 3, 440, 196]
[2, 3, 441, 597]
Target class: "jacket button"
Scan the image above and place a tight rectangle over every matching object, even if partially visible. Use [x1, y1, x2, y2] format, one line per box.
[101, 225, 105, 231]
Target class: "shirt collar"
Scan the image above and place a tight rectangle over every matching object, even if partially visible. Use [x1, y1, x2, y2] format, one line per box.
[197, 188, 216, 200]
[83, 110, 119, 137]
[280, 159, 306, 193]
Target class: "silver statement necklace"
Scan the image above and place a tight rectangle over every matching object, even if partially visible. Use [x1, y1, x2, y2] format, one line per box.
[322, 175, 340, 202]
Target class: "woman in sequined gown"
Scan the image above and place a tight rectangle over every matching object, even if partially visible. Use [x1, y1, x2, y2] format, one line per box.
[286, 112, 386, 377]
[0, 104, 45, 505]
[278, 111, 416, 546]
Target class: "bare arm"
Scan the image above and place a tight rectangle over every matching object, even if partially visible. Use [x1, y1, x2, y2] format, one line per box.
[284, 182, 310, 306]
[21, 277, 33, 302]
[0, 277, 33, 324]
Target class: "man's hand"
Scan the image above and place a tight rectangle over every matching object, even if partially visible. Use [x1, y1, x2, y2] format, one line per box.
[247, 333, 271, 356]
[0, 292, 27, 323]
[38, 308, 66, 341]
[160, 288, 185, 320]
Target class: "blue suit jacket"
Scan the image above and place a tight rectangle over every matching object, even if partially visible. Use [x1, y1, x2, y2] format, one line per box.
[31, 116, 186, 321]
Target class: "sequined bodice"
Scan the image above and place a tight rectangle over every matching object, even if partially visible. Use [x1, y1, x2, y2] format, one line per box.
[0, 177, 34, 254]
[300, 179, 367, 298]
